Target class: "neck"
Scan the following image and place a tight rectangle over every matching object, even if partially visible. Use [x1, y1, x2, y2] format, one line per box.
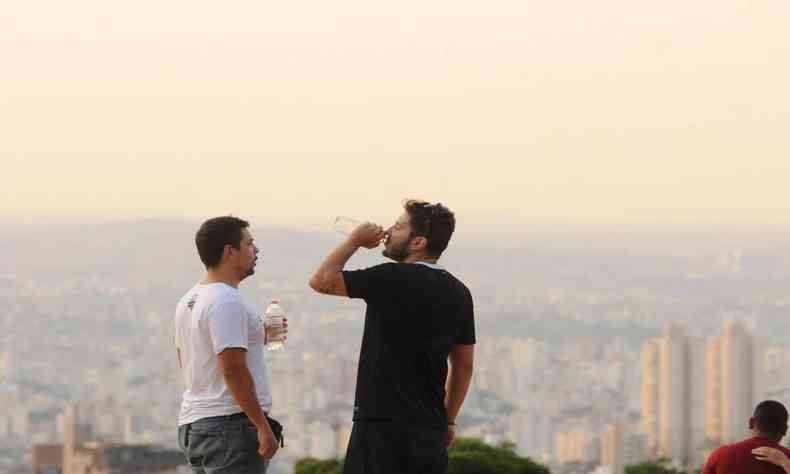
[404, 254, 438, 265]
[755, 432, 782, 443]
[204, 267, 241, 288]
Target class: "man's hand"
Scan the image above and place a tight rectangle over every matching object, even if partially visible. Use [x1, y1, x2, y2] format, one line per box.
[753, 447, 790, 472]
[447, 424, 456, 447]
[349, 222, 385, 249]
[258, 423, 279, 459]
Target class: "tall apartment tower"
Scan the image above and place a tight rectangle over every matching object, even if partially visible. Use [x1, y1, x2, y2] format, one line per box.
[641, 324, 692, 466]
[601, 423, 625, 474]
[706, 320, 755, 445]
[641, 339, 661, 458]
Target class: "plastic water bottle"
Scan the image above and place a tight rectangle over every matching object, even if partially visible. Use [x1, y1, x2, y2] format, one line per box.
[265, 300, 286, 351]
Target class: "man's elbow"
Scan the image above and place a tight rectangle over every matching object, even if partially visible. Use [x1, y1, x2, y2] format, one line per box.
[308, 275, 324, 293]
[309, 272, 342, 295]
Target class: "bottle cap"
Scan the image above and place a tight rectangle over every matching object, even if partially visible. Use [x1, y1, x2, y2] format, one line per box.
[270, 299, 280, 304]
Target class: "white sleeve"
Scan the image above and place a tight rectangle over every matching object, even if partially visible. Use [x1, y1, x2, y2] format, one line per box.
[206, 302, 249, 355]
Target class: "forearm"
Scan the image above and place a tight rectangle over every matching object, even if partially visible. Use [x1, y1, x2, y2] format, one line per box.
[222, 366, 269, 430]
[445, 366, 473, 423]
[310, 240, 359, 286]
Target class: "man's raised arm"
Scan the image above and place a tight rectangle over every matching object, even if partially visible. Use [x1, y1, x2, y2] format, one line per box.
[309, 223, 384, 297]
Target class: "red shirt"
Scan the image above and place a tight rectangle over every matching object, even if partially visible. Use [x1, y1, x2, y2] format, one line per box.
[702, 436, 790, 474]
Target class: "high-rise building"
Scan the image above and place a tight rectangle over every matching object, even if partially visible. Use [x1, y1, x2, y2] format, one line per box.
[600, 423, 624, 474]
[706, 320, 756, 445]
[641, 339, 660, 458]
[555, 429, 597, 465]
[705, 337, 723, 444]
[641, 324, 692, 466]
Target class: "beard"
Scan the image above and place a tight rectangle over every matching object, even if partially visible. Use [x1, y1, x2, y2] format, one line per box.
[382, 238, 410, 262]
[241, 259, 257, 279]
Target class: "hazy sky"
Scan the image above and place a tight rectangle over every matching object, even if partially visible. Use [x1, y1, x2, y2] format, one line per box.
[2, 0, 789, 229]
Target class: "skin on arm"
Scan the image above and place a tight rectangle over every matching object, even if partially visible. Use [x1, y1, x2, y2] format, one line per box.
[308, 223, 384, 297]
[753, 447, 790, 473]
[445, 344, 474, 447]
[218, 348, 279, 459]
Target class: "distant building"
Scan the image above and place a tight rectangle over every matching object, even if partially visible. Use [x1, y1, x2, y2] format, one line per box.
[32, 405, 184, 474]
[32, 444, 62, 474]
[641, 324, 693, 466]
[600, 423, 648, 474]
[555, 429, 598, 465]
[706, 320, 756, 444]
[600, 423, 624, 474]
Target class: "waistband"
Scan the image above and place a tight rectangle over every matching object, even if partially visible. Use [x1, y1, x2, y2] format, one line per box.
[191, 412, 267, 424]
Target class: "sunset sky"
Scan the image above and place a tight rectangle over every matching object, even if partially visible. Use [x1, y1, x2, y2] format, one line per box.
[2, 0, 789, 229]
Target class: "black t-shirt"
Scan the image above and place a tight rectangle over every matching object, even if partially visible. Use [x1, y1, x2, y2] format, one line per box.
[342, 262, 475, 429]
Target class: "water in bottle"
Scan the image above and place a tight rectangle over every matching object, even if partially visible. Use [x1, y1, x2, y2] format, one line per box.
[265, 300, 286, 351]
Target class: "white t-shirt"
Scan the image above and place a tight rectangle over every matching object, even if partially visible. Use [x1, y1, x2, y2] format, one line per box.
[174, 282, 272, 426]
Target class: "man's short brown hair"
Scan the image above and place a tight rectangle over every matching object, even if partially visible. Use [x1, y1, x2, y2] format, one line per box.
[403, 199, 455, 258]
[195, 216, 250, 268]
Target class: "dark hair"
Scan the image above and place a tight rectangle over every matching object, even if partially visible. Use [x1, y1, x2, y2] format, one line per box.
[195, 216, 250, 268]
[754, 400, 789, 437]
[403, 199, 455, 258]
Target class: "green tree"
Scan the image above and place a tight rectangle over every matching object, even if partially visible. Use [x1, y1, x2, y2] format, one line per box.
[625, 459, 686, 474]
[292, 437, 550, 474]
[293, 457, 343, 474]
[447, 438, 549, 474]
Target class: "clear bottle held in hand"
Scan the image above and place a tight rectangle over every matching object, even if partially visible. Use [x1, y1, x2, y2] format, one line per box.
[264, 300, 286, 351]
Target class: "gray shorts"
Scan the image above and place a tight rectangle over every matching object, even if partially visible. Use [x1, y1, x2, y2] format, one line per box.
[178, 413, 269, 474]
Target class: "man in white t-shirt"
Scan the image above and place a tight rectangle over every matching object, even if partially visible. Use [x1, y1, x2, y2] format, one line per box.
[175, 216, 283, 473]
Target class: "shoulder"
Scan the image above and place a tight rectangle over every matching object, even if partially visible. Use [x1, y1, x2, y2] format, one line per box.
[202, 286, 246, 316]
[347, 262, 405, 277]
[209, 284, 243, 304]
[709, 444, 730, 459]
[446, 273, 473, 301]
[176, 284, 200, 304]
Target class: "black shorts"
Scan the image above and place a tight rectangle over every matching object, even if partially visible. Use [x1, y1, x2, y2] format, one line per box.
[343, 421, 448, 474]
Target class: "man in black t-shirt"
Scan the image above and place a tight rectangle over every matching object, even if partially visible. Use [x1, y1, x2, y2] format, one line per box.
[309, 200, 475, 474]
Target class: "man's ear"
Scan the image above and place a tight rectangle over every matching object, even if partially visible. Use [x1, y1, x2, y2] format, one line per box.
[749, 417, 755, 430]
[411, 236, 429, 252]
[223, 243, 236, 259]
[783, 424, 788, 436]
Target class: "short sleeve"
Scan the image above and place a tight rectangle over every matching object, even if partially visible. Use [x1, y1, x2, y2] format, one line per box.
[206, 301, 250, 355]
[701, 446, 722, 474]
[457, 287, 476, 345]
[342, 263, 400, 301]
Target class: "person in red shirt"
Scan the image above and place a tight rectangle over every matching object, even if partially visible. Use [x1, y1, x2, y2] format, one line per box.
[702, 400, 790, 474]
